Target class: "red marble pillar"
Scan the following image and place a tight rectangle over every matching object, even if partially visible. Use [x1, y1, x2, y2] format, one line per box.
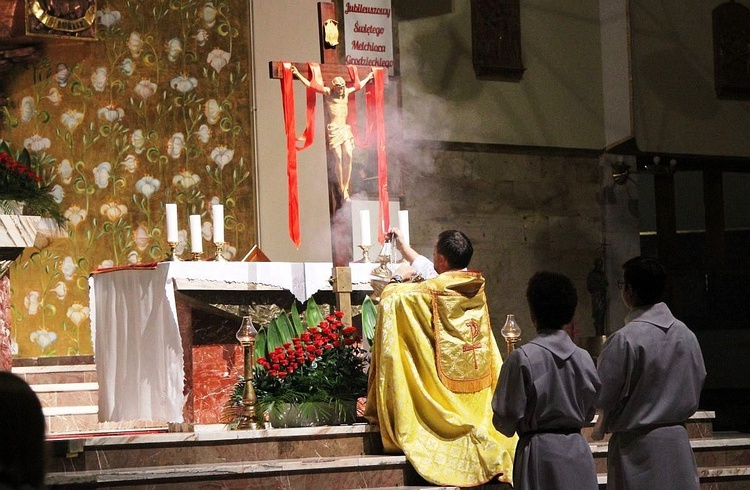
[0, 275, 12, 372]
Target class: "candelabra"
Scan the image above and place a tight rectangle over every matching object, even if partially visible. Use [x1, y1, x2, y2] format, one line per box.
[357, 244, 372, 263]
[236, 315, 259, 430]
[501, 314, 521, 356]
[165, 242, 181, 261]
[214, 241, 227, 261]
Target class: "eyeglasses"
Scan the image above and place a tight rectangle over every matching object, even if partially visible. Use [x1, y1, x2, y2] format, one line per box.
[617, 280, 625, 290]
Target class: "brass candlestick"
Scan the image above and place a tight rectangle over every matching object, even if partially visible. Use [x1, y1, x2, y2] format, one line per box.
[165, 241, 181, 261]
[214, 241, 227, 261]
[357, 244, 372, 263]
[190, 251, 204, 261]
[236, 316, 259, 430]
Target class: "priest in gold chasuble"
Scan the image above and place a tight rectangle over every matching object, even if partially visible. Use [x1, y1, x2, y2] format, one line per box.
[365, 270, 517, 487]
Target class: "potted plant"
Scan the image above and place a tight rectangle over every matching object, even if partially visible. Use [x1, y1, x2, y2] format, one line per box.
[224, 298, 375, 428]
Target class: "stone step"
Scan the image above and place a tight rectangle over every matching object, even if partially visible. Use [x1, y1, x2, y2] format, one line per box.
[12, 364, 97, 385]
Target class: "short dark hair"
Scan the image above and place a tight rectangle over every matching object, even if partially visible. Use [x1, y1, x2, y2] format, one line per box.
[622, 256, 666, 306]
[436, 230, 473, 269]
[0, 372, 46, 488]
[526, 271, 578, 330]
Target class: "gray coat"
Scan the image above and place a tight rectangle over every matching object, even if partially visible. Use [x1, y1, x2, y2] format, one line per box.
[492, 329, 601, 490]
[596, 302, 706, 490]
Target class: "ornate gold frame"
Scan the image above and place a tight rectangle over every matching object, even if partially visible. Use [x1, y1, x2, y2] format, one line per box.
[25, 0, 98, 40]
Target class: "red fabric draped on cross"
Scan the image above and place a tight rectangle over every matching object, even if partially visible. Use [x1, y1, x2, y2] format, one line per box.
[280, 62, 388, 246]
[279, 62, 322, 247]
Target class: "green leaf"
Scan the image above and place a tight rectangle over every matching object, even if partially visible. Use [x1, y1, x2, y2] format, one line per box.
[255, 329, 267, 360]
[275, 313, 294, 345]
[304, 297, 323, 328]
[265, 317, 284, 353]
[290, 302, 306, 336]
[362, 296, 377, 345]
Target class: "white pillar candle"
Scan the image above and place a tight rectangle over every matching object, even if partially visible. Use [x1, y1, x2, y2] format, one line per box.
[398, 210, 410, 245]
[189, 215, 203, 253]
[359, 210, 371, 246]
[165, 203, 178, 243]
[212, 204, 224, 243]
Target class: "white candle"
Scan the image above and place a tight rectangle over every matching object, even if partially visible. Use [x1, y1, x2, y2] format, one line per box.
[166, 203, 178, 243]
[189, 215, 203, 253]
[212, 204, 224, 243]
[359, 210, 371, 246]
[398, 210, 410, 245]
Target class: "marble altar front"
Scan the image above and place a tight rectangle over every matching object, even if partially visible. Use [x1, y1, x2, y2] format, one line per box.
[90, 261, 375, 424]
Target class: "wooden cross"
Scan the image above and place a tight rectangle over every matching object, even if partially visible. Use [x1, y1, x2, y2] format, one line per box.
[269, 1, 383, 267]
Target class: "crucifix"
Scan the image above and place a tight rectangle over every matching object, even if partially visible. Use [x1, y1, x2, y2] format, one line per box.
[269, 1, 389, 269]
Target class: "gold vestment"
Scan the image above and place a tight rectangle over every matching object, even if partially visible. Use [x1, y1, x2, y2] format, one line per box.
[365, 271, 517, 486]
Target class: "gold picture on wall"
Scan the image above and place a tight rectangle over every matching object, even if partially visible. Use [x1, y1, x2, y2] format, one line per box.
[26, 0, 97, 40]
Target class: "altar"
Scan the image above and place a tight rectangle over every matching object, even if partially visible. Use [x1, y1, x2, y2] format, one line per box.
[90, 261, 376, 424]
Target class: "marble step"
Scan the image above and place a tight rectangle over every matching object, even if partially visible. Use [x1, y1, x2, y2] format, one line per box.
[12, 364, 97, 385]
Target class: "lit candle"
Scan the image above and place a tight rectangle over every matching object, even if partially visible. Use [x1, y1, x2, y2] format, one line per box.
[166, 203, 178, 243]
[212, 204, 224, 243]
[189, 215, 203, 254]
[398, 210, 410, 245]
[359, 210, 371, 246]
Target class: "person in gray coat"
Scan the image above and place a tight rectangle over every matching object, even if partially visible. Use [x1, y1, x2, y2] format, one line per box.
[592, 256, 706, 489]
[492, 271, 601, 489]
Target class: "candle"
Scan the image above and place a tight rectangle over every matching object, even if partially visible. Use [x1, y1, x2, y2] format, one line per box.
[359, 210, 371, 246]
[189, 215, 203, 254]
[398, 210, 410, 245]
[212, 204, 224, 243]
[166, 203, 178, 243]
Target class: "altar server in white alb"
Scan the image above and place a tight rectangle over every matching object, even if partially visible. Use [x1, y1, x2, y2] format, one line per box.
[593, 256, 706, 490]
[492, 271, 601, 490]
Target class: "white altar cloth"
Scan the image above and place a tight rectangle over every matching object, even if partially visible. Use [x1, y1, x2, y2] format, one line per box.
[90, 261, 375, 423]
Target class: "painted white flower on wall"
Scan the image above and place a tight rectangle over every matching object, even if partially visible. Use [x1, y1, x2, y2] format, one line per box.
[197, 124, 211, 143]
[220, 243, 237, 261]
[170, 74, 198, 93]
[91, 67, 108, 92]
[211, 146, 234, 169]
[134, 79, 158, 100]
[207, 48, 230, 73]
[66, 303, 90, 327]
[61, 109, 84, 131]
[30, 330, 57, 350]
[127, 32, 143, 58]
[100, 201, 128, 222]
[204, 99, 220, 124]
[121, 58, 135, 76]
[172, 170, 200, 189]
[93, 162, 112, 189]
[135, 175, 160, 198]
[99, 259, 114, 269]
[97, 105, 125, 122]
[52, 281, 67, 300]
[61, 256, 76, 280]
[58, 159, 73, 184]
[202, 2, 217, 27]
[133, 225, 150, 251]
[167, 132, 185, 159]
[166, 38, 183, 62]
[131, 129, 146, 154]
[24, 291, 41, 315]
[175, 229, 188, 255]
[64, 205, 87, 228]
[23, 134, 51, 152]
[20, 96, 34, 122]
[56, 63, 71, 87]
[127, 251, 140, 264]
[50, 184, 64, 204]
[45, 87, 62, 106]
[121, 155, 138, 173]
[202, 220, 213, 241]
[194, 29, 208, 46]
[97, 7, 121, 27]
